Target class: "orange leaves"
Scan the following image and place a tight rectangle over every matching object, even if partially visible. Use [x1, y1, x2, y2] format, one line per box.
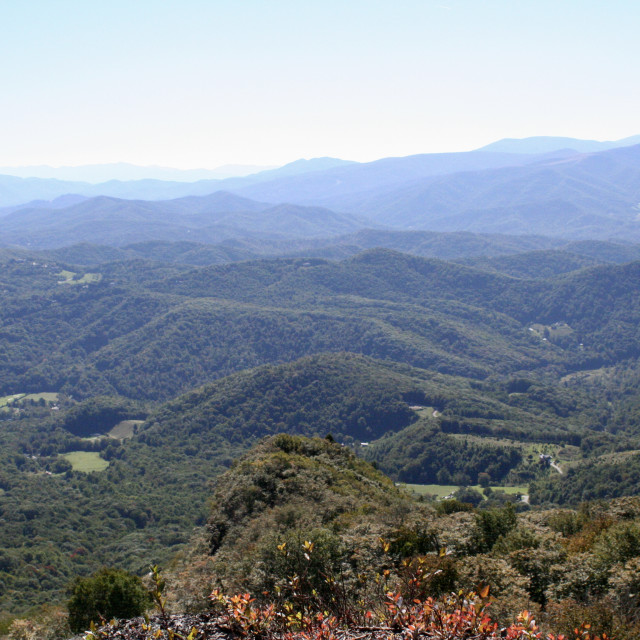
[205, 585, 613, 640]
[303, 540, 315, 561]
[209, 589, 273, 637]
[379, 537, 391, 554]
[208, 541, 615, 640]
[563, 621, 611, 640]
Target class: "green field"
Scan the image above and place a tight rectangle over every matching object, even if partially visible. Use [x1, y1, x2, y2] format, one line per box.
[561, 366, 613, 385]
[22, 392, 59, 403]
[108, 419, 144, 440]
[62, 451, 109, 472]
[0, 394, 25, 407]
[0, 392, 59, 413]
[448, 433, 580, 463]
[400, 483, 528, 500]
[409, 406, 436, 419]
[57, 270, 102, 285]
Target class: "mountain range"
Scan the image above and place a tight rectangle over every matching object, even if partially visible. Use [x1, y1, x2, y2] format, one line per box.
[335, 143, 640, 238]
[0, 157, 353, 208]
[1, 135, 640, 246]
[478, 133, 640, 154]
[0, 192, 368, 249]
[5, 134, 640, 633]
[0, 162, 275, 184]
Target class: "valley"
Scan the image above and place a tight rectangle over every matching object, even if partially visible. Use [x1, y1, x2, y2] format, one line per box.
[1, 239, 640, 626]
[5, 0, 640, 634]
[1, 139, 640, 638]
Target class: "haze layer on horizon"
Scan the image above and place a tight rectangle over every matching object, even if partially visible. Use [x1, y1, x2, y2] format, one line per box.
[1, 0, 638, 169]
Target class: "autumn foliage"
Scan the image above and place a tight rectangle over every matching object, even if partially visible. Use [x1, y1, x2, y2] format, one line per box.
[208, 585, 609, 640]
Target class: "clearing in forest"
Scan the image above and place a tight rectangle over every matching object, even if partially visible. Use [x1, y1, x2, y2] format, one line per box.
[62, 451, 109, 472]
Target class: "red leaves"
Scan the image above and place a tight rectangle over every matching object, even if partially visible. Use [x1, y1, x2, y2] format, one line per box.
[207, 543, 613, 640]
[207, 585, 596, 640]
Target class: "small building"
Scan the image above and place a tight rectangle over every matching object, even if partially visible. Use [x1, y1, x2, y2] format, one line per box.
[539, 454, 552, 467]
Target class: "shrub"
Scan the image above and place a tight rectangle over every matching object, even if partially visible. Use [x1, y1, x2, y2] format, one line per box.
[608, 556, 640, 621]
[7, 606, 69, 640]
[67, 567, 151, 632]
[435, 498, 475, 515]
[470, 503, 517, 553]
[546, 509, 583, 537]
[453, 486, 484, 507]
[544, 597, 623, 640]
[592, 520, 640, 569]
[258, 528, 346, 610]
[387, 526, 440, 557]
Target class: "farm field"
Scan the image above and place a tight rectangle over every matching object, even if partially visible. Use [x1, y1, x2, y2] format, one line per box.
[409, 406, 437, 419]
[107, 419, 144, 440]
[0, 394, 25, 407]
[62, 451, 109, 472]
[0, 392, 58, 406]
[21, 392, 59, 403]
[57, 270, 102, 285]
[448, 433, 581, 463]
[528, 321, 574, 339]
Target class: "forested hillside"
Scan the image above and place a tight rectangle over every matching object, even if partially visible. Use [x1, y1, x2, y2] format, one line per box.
[5, 0, 640, 635]
[161, 436, 640, 640]
[4, 144, 640, 251]
[3, 249, 640, 403]
[2, 243, 640, 634]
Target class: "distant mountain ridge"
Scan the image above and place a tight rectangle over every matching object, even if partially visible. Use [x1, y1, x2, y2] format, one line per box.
[2, 137, 640, 242]
[33, 233, 640, 272]
[230, 149, 573, 206]
[0, 156, 352, 208]
[0, 191, 368, 249]
[332, 143, 640, 240]
[478, 134, 640, 154]
[0, 162, 275, 183]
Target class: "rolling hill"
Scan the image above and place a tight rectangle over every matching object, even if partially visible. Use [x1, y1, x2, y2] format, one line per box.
[0, 157, 354, 208]
[3, 244, 640, 619]
[3, 248, 640, 405]
[3, 142, 640, 246]
[0, 193, 368, 249]
[477, 133, 640, 154]
[337, 144, 640, 239]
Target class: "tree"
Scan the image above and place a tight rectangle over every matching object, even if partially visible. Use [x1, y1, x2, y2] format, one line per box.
[478, 472, 491, 487]
[453, 486, 484, 507]
[471, 503, 517, 553]
[67, 567, 151, 632]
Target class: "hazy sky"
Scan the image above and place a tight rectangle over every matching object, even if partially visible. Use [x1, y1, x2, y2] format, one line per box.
[1, 0, 638, 168]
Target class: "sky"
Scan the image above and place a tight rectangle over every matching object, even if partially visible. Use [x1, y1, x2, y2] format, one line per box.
[1, 0, 639, 169]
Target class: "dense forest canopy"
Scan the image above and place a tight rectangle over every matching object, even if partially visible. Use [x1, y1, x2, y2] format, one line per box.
[2, 237, 640, 637]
